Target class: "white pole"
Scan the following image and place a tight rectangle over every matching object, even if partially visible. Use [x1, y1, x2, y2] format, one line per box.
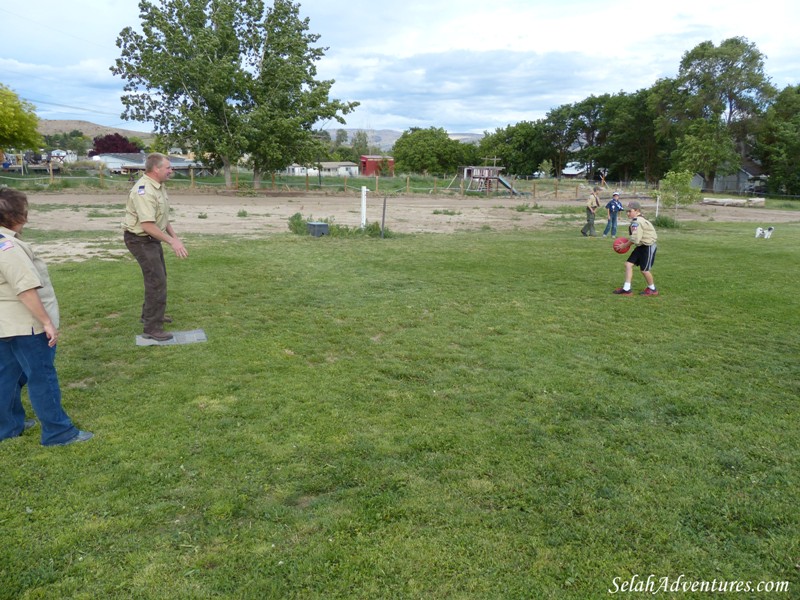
[361, 186, 367, 228]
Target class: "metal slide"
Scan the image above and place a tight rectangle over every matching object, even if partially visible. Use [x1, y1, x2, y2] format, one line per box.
[497, 175, 521, 195]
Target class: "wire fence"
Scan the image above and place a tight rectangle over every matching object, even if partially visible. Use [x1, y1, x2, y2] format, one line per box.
[2, 170, 797, 203]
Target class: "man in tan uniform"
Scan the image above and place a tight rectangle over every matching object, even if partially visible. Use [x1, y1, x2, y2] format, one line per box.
[581, 187, 601, 237]
[123, 153, 188, 340]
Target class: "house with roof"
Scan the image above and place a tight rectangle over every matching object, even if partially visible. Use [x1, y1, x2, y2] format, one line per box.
[91, 153, 205, 176]
[690, 158, 767, 193]
[561, 162, 588, 178]
[284, 161, 360, 177]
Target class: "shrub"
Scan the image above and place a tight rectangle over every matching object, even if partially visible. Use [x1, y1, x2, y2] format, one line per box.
[287, 212, 393, 238]
[653, 214, 680, 229]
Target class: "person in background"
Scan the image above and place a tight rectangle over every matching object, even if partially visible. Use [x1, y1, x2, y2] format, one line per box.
[612, 200, 659, 296]
[602, 191, 624, 238]
[123, 153, 188, 341]
[0, 188, 93, 446]
[581, 187, 601, 237]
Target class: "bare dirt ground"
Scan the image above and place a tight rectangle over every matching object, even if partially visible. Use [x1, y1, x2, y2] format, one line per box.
[25, 189, 799, 262]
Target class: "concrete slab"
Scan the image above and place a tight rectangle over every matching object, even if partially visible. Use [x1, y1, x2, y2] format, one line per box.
[136, 329, 208, 347]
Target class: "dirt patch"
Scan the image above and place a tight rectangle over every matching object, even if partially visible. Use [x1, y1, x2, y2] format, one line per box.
[24, 189, 799, 262]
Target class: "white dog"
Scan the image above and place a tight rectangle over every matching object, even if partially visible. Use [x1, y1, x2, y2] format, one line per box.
[755, 226, 775, 239]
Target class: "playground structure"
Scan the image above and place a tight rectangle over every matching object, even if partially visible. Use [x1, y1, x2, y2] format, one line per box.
[449, 165, 523, 195]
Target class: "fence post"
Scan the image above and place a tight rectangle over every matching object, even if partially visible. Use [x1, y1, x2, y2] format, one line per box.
[361, 186, 367, 228]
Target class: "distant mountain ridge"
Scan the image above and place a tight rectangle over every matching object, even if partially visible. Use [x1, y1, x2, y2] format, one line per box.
[38, 120, 482, 152]
[38, 119, 155, 141]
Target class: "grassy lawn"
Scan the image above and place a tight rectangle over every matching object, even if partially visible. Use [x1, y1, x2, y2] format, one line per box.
[1, 219, 798, 599]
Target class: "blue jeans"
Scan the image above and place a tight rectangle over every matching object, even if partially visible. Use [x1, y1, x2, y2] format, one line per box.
[0, 333, 78, 445]
[603, 212, 619, 237]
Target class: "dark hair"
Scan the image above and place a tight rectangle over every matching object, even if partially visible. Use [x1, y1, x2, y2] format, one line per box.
[0, 187, 29, 229]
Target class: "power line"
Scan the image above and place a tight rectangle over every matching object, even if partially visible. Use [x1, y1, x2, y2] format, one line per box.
[23, 97, 122, 118]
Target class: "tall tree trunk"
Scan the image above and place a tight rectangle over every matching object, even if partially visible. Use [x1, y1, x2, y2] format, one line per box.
[222, 156, 233, 189]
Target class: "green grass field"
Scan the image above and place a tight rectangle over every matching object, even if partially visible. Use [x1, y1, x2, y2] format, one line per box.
[1, 219, 798, 599]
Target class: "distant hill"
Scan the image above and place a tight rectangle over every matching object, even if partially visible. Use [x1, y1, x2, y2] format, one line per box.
[38, 120, 155, 142]
[37, 120, 482, 151]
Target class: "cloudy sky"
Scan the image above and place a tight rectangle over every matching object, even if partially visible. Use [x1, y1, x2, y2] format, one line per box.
[2, 0, 798, 135]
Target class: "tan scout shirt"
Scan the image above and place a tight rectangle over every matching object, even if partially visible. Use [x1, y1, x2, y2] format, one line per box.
[629, 216, 657, 246]
[0, 226, 60, 336]
[586, 192, 600, 210]
[124, 174, 171, 235]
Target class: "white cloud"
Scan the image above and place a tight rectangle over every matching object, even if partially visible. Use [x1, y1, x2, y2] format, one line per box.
[1, 0, 798, 135]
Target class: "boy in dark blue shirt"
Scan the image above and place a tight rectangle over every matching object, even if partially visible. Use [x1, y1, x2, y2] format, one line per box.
[602, 191, 624, 237]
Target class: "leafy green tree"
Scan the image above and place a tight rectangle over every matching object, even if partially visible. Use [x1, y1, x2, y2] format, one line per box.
[113, 0, 356, 188]
[672, 120, 739, 190]
[478, 120, 549, 177]
[754, 84, 800, 194]
[128, 136, 151, 153]
[43, 131, 92, 155]
[351, 130, 370, 159]
[595, 90, 666, 183]
[656, 170, 701, 217]
[654, 37, 776, 189]
[113, 0, 259, 187]
[571, 94, 611, 178]
[392, 127, 471, 175]
[334, 129, 349, 147]
[540, 104, 581, 178]
[537, 159, 553, 177]
[244, 1, 357, 187]
[679, 37, 774, 128]
[0, 84, 41, 154]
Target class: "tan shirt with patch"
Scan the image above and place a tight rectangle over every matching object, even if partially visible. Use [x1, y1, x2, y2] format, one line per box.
[124, 174, 171, 235]
[629, 215, 657, 246]
[0, 225, 60, 336]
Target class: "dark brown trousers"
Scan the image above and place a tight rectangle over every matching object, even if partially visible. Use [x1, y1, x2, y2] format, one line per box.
[124, 231, 167, 332]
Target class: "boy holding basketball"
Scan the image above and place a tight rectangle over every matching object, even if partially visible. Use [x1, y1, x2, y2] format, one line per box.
[612, 200, 658, 296]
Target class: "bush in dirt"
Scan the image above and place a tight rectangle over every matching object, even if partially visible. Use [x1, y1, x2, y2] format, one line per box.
[287, 213, 392, 238]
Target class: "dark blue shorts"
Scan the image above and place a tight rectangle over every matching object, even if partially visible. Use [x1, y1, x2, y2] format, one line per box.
[627, 244, 657, 271]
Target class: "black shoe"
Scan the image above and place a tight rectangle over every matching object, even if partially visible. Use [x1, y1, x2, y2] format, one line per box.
[24, 419, 37, 431]
[142, 330, 174, 341]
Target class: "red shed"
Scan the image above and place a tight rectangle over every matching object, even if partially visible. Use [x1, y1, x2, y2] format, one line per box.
[360, 155, 395, 177]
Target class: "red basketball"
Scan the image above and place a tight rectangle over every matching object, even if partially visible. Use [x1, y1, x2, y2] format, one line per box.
[613, 237, 630, 254]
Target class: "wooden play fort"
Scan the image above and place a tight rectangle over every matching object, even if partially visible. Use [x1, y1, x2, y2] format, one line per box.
[451, 165, 522, 195]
